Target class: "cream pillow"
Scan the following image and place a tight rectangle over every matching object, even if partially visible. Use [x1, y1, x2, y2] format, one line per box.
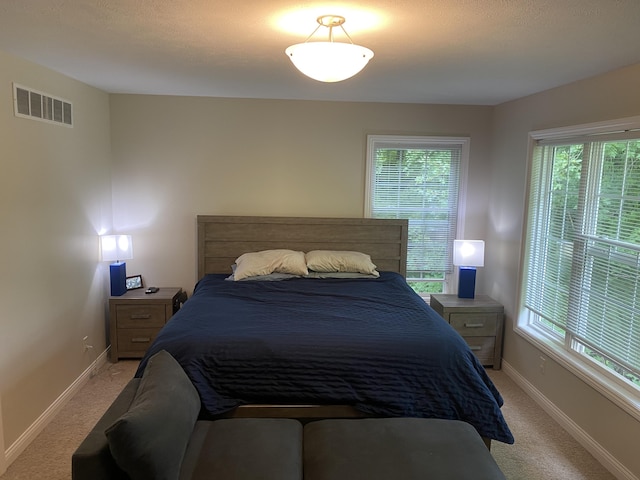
[233, 249, 308, 281]
[305, 250, 379, 277]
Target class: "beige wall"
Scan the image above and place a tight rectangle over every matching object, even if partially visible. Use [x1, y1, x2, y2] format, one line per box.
[0, 50, 112, 459]
[487, 63, 640, 478]
[0, 56, 495, 470]
[108, 95, 494, 294]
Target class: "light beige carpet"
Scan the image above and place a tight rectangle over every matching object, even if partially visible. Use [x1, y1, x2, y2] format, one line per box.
[489, 370, 616, 479]
[0, 361, 617, 480]
[0, 360, 138, 480]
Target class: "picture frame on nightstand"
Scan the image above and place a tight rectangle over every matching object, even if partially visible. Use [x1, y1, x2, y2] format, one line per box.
[126, 275, 143, 290]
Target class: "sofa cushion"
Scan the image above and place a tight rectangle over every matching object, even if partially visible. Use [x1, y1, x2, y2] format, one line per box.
[105, 350, 200, 480]
[179, 418, 303, 480]
[303, 418, 506, 480]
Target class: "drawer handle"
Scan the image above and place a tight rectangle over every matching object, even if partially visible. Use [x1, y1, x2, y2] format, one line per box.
[130, 314, 151, 320]
[464, 323, 485, 328]
[469, 346, 482, 351]
[131, 337, 151, 343]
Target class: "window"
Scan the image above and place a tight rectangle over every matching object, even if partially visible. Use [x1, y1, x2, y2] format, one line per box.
[366, 135, 469, 295]
[520, 116, 640, 400]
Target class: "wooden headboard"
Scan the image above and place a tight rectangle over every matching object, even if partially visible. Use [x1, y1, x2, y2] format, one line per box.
[197, 215, 408, 279]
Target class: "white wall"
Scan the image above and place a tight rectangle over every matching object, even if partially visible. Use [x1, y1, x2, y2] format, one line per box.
[487, 63, 640, 478]
[0, 50, 112, 466]
[108, 95, 494, 294]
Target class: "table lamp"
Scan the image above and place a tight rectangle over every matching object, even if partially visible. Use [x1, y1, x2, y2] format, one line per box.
[101, 235, 133, 296]
[453, 240, 484, 299]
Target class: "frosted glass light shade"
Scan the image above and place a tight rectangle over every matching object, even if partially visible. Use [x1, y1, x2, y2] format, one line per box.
[285, 42, 374, 82]
[453, 240, 485, 267]
[101, 235, 133, 262]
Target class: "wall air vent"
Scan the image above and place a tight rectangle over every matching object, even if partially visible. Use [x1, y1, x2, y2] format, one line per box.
[13, 83, 73, 127]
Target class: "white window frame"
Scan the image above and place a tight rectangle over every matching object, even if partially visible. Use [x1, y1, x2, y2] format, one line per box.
[517, 116, 640, 421]
[365, 135, 470, 295]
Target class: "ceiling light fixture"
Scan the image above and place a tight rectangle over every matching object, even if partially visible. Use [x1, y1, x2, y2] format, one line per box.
[285, 15, 374, 83]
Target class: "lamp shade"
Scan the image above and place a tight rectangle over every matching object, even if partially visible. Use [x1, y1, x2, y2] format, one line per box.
[453, 240, 484, 267]
[286, 41, 374, 82]
[100, 235, 133, 262]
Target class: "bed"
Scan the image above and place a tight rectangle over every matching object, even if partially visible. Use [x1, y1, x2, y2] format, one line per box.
[136, 215, 514, 445]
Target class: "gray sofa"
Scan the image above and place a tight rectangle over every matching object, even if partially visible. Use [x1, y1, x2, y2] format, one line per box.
[72, 350, 506, 480]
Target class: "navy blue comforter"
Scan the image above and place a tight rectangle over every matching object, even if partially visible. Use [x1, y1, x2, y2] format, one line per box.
[136, 272, 514, 444]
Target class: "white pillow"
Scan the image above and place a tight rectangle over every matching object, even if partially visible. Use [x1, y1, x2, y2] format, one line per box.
[233, 249, 308, 281]
[305, 250, 379, 277]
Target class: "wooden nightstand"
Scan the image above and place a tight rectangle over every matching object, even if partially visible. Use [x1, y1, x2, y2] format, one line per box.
[109, 287, 183, 361]
[429, 294, 504, 369]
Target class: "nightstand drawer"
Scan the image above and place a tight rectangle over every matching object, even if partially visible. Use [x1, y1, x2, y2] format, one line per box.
[449, 313, 497, 336]
[117, 328, 160, 353]
[430, 294, 504, 369]
[109, 287, 183, 361]
[463, 336, 496, 364]
[115, 304, 166, 328]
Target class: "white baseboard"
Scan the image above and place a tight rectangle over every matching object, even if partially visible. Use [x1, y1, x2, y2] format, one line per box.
[503, 361, 638, 480]
[4, 348, 109, 468]
[0, 395, 5, 476]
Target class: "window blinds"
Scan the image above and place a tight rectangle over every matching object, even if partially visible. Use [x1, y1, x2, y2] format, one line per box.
[523, 132, 640, 382]
[369, 140, 462, 277]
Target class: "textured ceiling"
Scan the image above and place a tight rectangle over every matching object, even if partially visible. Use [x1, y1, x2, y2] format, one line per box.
[1, 0, 640, 105]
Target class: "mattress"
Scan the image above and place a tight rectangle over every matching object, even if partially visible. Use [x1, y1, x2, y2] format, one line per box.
[136, 271, 514, 444]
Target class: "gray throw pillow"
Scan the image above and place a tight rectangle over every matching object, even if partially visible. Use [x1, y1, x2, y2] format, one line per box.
[105, 350, 200, 480]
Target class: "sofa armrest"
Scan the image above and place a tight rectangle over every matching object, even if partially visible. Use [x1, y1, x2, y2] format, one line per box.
[71, 379, 140, 480]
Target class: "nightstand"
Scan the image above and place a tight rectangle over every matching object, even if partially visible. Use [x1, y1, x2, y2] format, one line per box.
[109, 287, 183, 361]
[429, 294, 504, 369]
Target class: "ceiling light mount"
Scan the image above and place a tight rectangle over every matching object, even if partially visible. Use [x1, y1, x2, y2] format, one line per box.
[314, 15, 348, 41]
[285, 14, 374, 83]
[318, 15, 345, 27]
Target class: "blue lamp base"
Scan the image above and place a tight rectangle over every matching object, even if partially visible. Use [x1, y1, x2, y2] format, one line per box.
[110, 262, 127, 296]
[458, 266, 477, 299]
